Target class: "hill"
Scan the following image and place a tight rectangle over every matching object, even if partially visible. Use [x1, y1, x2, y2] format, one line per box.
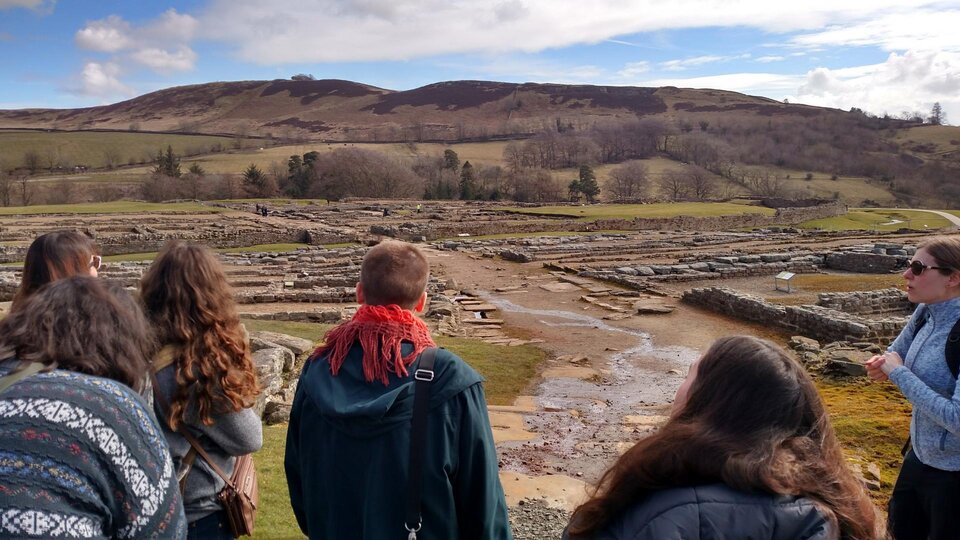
[0, 79, 853, 142]
[2, 78, 959, 207]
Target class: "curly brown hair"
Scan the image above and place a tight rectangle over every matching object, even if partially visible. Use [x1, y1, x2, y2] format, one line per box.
[140, 240, 259, 429]
[12, 230, 99, 311]
[567, 336, 881, 540]
[0, 277, 155, 391]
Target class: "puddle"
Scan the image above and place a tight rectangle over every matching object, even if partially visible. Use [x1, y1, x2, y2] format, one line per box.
[481, 294, 700, 482]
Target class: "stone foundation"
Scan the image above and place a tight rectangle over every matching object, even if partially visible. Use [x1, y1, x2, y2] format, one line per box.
[682, 287, 907, 343]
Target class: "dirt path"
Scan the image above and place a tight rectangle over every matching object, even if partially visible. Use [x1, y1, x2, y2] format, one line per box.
[426, 248, 778, 513]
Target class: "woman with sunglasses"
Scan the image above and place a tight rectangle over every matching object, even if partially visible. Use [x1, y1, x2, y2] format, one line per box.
[866, 235, 960, 540]
[11, 230, 102, 311]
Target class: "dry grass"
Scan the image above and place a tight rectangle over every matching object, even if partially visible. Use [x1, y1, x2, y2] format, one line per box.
[765, 273, 903, 305]
[0, 130, 234, 170]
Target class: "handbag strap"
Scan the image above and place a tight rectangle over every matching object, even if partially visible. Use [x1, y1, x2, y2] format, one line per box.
[404, 347, 438, 536]
[0, 361, 46, 394]
[150, 370, 236, 490]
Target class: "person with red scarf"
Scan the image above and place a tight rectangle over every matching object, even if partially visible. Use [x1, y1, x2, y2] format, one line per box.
[284, 240, 513, 540]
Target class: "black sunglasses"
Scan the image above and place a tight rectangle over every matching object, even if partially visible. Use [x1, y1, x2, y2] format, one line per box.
[908, 260, 954, 276]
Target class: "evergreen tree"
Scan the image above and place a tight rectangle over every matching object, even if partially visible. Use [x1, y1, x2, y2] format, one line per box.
[578, 165, 600, 202]
[443, 149, 460, 171]
[459, 160, 477, 199]
[152, 145, 182, 178]
[242, 163, 268, 196]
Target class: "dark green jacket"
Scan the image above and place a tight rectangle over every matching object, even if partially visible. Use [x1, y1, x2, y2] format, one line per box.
[285, 343, 513, 540]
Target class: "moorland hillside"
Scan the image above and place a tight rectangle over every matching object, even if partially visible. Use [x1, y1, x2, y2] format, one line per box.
[2, 79, 959, 207]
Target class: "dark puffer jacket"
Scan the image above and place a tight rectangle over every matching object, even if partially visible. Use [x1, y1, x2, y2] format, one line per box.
[564, 483, 834, 540]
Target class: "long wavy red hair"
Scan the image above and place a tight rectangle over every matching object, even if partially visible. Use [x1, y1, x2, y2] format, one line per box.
[140, 240, 259, 428]
[567, 336, 881, 539]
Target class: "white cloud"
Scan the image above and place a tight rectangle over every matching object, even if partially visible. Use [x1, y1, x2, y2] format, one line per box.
[75, 15, 132, 52]
[74, 61, 134, 98]
[130, 46, 197, 73]
[74, 9, 198, 75]
[790, 50, 960, 121]
[661, 54, 751, 72]
[755, 55, 785, 63]
[616, 61, 651, 79]
[198, 0, 940, 64]
[790, 8, 960, 52]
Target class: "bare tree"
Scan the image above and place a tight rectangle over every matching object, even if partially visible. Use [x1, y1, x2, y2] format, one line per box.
[607, 160, 649, 200]
[682, 166, 715, 200]
[659, 170, 691, 201]
[0, 168, 12, 206]
[23, 150, 41, 174]
[17, 175, 34, 205]
[103, 148, 122, 170]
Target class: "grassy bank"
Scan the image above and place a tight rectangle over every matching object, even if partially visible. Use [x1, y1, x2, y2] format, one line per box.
[799, 209, 950, 231]
[0, 200, 225, 215]
[499, 201, 775, 221]
[818, 379, 911, 508]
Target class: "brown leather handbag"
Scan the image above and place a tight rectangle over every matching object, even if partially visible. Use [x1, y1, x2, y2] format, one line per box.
[151, 364, 259, 537]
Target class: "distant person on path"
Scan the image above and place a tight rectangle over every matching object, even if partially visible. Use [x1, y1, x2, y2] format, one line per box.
[255, 203, 261, 214]
[285, 240, 513, 540]
[564, 335, 880, 540]
[11, 229, 101, 310]
[866, 236, 960, 540]
[0, 277, 187, 539]
[261, 205, 268, 217]
[416, 203, 422, 213]
[141, 240, 262, 540]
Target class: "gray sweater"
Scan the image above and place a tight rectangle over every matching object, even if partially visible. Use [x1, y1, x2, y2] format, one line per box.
[889, 297, 960, 470]
[154, 364, 263, 522]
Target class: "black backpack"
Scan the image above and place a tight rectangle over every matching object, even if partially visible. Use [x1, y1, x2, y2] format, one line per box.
[910, 306, 960, 379]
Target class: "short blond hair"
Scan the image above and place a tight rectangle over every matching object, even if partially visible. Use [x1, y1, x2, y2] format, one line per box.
[360, 241, 429, 308]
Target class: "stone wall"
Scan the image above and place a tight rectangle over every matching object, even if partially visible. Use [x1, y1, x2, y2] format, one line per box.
[682, 286, 906, 343]
[384, 201, 848, 240]
[825, 252, 905, 273]
[817, 289, 912, 316]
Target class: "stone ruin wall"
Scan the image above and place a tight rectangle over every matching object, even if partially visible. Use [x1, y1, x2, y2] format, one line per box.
[381, 201, 848, 241]
[682, 287, 908, 343]
[817, 289, 912, 316]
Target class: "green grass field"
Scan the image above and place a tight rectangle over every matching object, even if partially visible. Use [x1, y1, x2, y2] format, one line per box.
[0, 200, 226, 215]
[798, 209, 951, 230]
[498, 201, 776, 220]
[242, 317, 545, 539]
[0, 130, 236, 170]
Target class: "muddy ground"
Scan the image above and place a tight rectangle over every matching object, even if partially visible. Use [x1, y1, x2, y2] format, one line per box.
[427, 247, 810, 527]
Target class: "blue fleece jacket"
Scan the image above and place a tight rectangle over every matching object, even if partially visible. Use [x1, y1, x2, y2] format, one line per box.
[889, 297, 960, 470]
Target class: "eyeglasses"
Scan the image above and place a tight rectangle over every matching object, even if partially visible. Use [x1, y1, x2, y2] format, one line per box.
[90, 254, 102, 270]
[908, 260, 953, 276]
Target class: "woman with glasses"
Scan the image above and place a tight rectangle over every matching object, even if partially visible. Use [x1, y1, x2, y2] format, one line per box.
[866, 235, 960, 540]
[11, 230, 101, 311]
[140, 240, 261, 540]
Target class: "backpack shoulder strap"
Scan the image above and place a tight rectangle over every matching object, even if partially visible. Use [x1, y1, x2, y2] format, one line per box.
[947, 318, 960, 379]
[404, 347, 439, 538]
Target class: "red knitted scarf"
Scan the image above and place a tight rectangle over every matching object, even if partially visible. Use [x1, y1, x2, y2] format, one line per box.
[313, 304, 435, 385]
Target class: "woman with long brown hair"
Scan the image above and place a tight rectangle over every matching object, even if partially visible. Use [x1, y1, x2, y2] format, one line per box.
[0, 277, 186, 539]
[11, 229, 101, 310]
[565, 335, 880, 540]
[140, 240, 261, 540]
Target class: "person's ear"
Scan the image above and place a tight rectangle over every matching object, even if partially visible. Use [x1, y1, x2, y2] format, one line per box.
[948, 271, 960, 290]
[356, 283, 365, 304]
[414, 291, 427, 313]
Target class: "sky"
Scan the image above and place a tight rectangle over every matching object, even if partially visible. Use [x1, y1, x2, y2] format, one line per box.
[1, 0, 959, 124]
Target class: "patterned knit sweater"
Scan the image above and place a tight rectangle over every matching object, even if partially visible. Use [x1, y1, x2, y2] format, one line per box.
[0, 360, 187, 539]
